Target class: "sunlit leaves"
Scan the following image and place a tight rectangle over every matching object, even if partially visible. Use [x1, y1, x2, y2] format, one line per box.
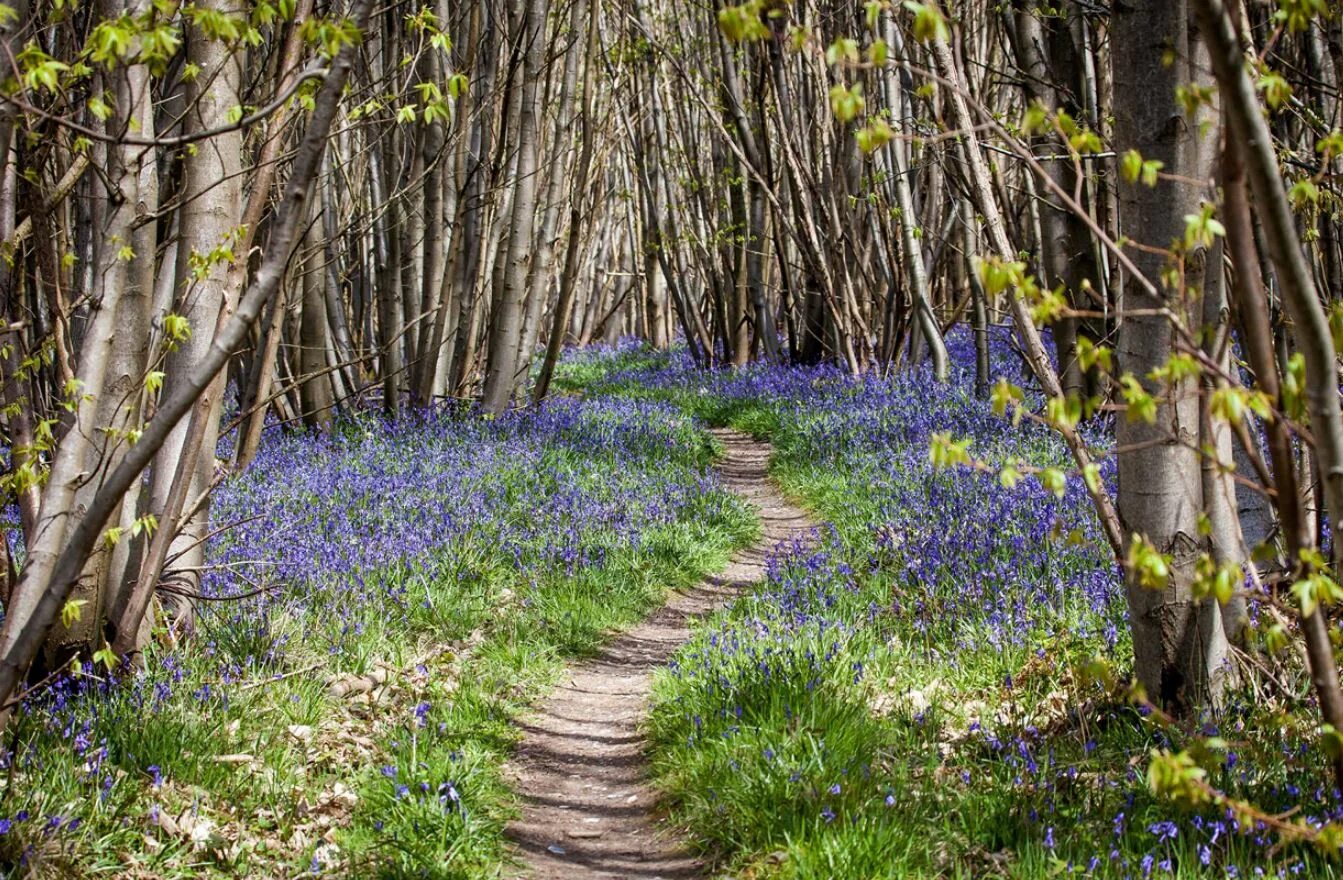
[84, 10, 185, 75]
[1126, 534, 1171, 590]
[1182, 203, 1225, 250]
[1076, 337, 1111, 373]
[92, 646, 118, 671]
[976, 256, 1028, 297]
[1053, 109, 1101, 155]
[299, 15, 363, 59]
[60, 599, 88, 629]
[1192, 554, 1241, 606]
[928, 431, 971, 469]
[1209, 386, 1273, 427]
[975, 256, 1064, 324]
[86, 17, 135, 66]
[828, 82, 865, 123]
[1281, 351, 1307, 420]
[1329, 301, 1343, 354]
[17, 42, 70, 92]
[989, 377, 1024, 418]
[250, 0, 299, 27]
[1288, 178, 1320, 210]
[1174, 84, 1216, 117]
[1081, 462, 1103, 494]
[162, 313, 192, 351]
[1120, 149, 1163, 187]
[1293, 571, 1343, 618]
[717, 1, 769, 43]
[1119, 375, 1156, 424]
[1036, 467, 1066, 498]
[185, 4, 246, 43]
[132, 513, 158, 538]
[825, 37, 860, 65]
[1318, 130, 1343, 163]
[1257, 70, 1293, 110]
[855, 118, 895, 154]
[87, 93, 113, 121]
[902, 1, 948, 43]
[1020, 100, 1049, 137]
[1147, 352, 1201, 386]
[415, 81, 454, 124]
[1148, 749, 1211, 806]
[1044, 394, 1084, 433]
[187, 242, 236, 280]
[1273, 0, 1328, 33]
[864, 0, 883, 31]
[138, 20, 184, 69]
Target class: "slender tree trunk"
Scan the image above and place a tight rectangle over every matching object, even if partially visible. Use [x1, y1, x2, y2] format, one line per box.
[24, 0, 372, 683]
[1195, 0, 1343, 788]
[482, 0, 544, 414]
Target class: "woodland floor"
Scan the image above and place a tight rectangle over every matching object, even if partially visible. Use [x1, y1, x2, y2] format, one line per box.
[504, 429, 815, 879]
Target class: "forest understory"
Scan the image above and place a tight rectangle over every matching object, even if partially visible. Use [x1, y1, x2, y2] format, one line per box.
[2, 0, 1343, 876]
[0, 335, 1335, 879]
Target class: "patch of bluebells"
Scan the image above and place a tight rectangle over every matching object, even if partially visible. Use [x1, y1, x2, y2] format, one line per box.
[202, 397, 733, 659]
[630, 330, 1340, 877]
[0, 395, 739, 862]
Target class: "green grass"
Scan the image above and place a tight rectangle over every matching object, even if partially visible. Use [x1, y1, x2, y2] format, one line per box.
[561, 345, 1343, 879]
[0, 421, 757, 879]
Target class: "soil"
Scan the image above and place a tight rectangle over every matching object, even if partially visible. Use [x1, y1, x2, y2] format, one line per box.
[504, 428, 816, 879]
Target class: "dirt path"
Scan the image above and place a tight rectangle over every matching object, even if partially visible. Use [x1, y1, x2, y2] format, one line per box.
[504, 429, 815, 879]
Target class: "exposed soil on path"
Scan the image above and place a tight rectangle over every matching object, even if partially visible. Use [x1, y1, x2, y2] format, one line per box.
[504, 429, 816, 879]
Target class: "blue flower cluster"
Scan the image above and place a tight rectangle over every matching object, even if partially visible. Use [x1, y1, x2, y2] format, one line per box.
[0, 395, 745, 874]
[612, 332, 1340, 878]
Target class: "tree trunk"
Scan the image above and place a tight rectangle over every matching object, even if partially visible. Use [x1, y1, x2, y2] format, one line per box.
[481, 0, 544, 414]
[1112, 0, 1228, 711]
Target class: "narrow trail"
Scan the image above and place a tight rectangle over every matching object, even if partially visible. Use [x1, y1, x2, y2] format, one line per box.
[504, 428, 816, 879]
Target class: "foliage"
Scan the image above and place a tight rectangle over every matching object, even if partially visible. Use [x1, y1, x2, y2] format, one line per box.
[566, 336, 1343, 878]
[0, 398, 753, 877]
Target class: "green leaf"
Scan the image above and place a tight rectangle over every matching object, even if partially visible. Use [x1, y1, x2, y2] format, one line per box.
[1037, 467, 1066, 498]
[828, 82, 864, 123]
[928, 431, 972, 469]
[60, 599, 88, 629]
[1293, 572, 1343, 618]
[1126, 534, 1171, 590]
[825, 37, 860, 66]
[864, 0, 882, 31]
[903, 1, 948, 42]
[855, 119, 894, 154]
[717, 2, 768, 43]
[1257, 70, 1293, 110]
[1119, 375, 1156, 423]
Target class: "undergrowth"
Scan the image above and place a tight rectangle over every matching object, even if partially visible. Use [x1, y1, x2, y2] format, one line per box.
[559, 337, 1343, 879]
[0, 397, 754, 878]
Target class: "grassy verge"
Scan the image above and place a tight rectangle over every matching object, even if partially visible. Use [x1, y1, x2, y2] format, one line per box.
[564, 342, 1343, 879]
[0, 397, 755, 878]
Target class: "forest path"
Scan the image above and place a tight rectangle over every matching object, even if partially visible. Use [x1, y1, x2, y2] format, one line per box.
[504, 428, 815, 879]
